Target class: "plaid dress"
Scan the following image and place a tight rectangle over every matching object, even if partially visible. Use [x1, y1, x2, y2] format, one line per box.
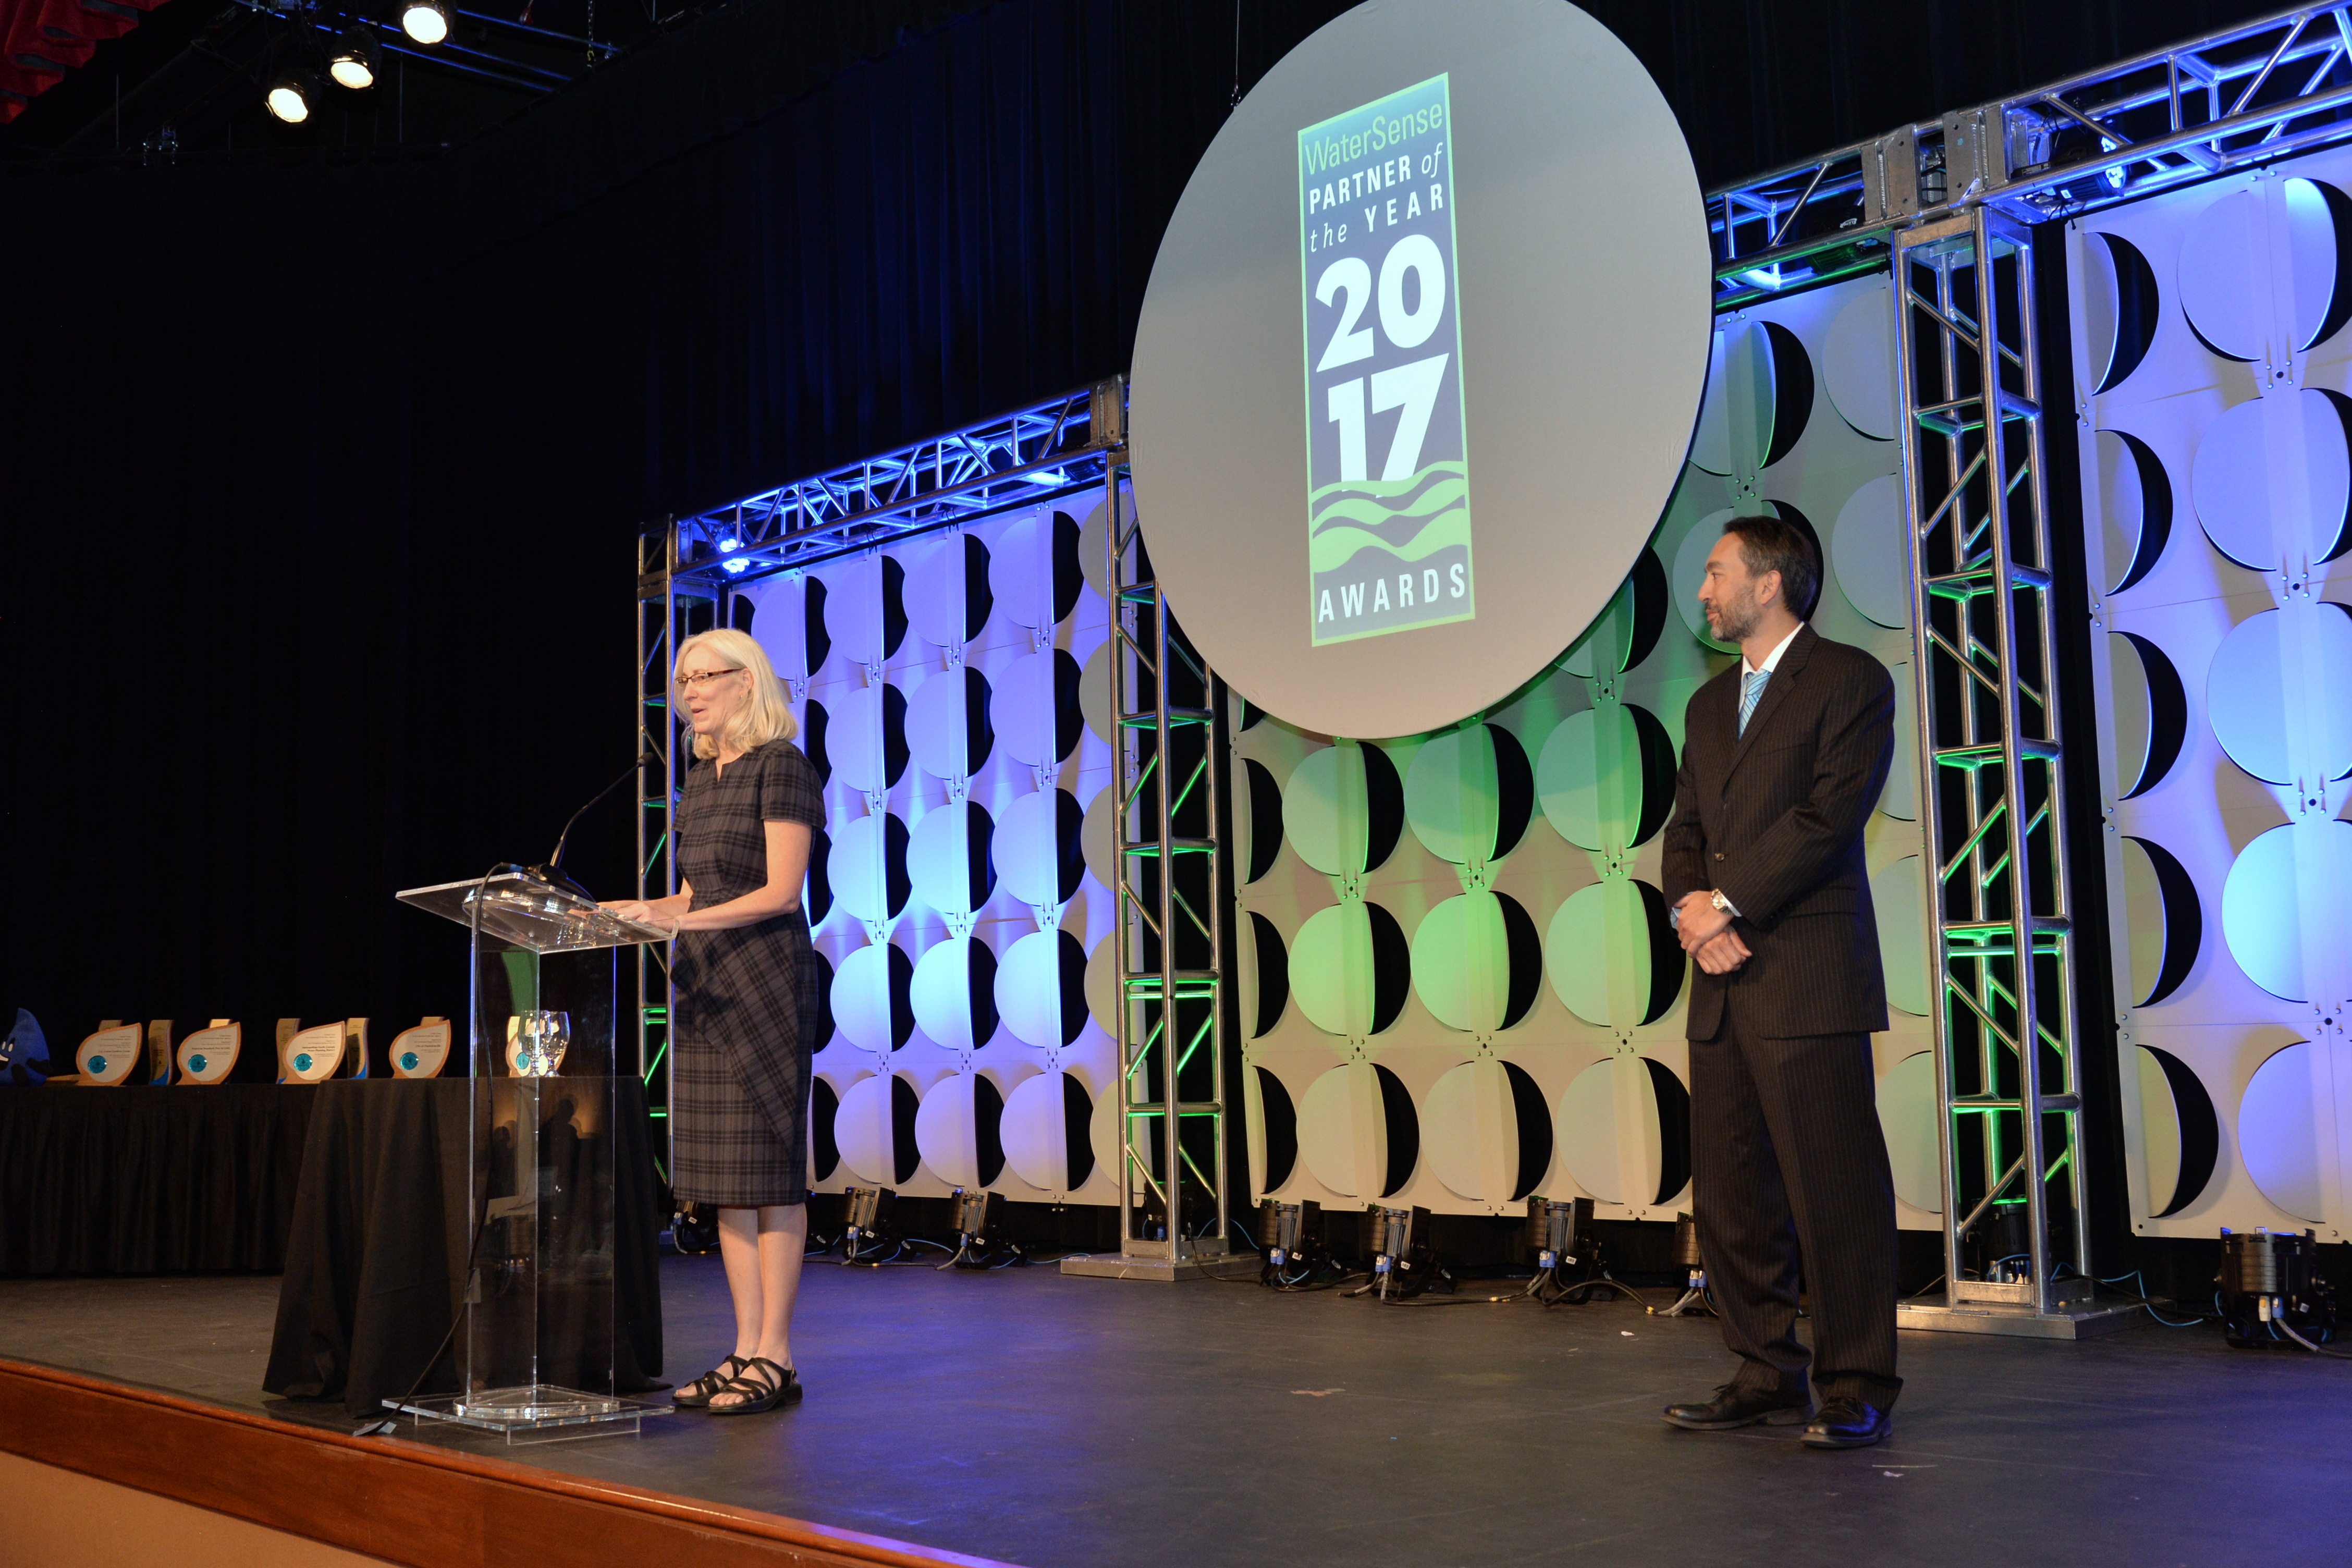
[670, 738, 826, 1207]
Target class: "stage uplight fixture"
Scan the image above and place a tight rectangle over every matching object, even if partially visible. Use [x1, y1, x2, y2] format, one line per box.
[1366, 1204, 1436, 1298]
[329, 29, 379, 90]
[265, 69, 320, 125]
[841, 1185, 898, 1264]
[2219, 1226, 2339, 1349]
[401, 0, 453, 46]
[947, 1186, 1013, 1268]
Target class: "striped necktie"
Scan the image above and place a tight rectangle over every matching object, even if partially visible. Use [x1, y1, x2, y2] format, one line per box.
[1738, 670, 1770, 737]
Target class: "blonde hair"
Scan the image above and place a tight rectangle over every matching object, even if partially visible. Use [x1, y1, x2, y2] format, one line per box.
[675, 627, 799, 760]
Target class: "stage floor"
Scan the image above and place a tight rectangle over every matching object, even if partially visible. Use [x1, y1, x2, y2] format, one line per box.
[6, 1257, 2350, 1567]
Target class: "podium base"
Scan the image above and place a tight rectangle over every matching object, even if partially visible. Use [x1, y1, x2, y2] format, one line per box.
[387, 1385, 673, 1444]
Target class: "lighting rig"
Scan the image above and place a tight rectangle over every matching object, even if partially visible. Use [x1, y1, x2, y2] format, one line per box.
[840, 1186, 898, 1265]
[1256, 1198, 1344, 1290]
[1650, 1212, 1716, 1318]
[252, 0, 617, 130]
[1359, 1205, 1442, 1301]
[1521, 1195, 1648, 1308]
[2219, 1228, 2342, 1353]
[939, 1187, 1023, 1270]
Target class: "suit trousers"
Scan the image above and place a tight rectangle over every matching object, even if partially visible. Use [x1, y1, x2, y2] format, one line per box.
[1690, 996, 1902, 1407]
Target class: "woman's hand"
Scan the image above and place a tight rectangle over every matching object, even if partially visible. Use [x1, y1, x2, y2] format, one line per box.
[602, 900, 673, 930]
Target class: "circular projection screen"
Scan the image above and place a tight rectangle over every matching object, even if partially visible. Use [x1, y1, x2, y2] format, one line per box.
[1130, 0, 1711, 740]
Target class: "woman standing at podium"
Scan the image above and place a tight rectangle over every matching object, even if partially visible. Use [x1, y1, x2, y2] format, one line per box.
[605, 626, 820, 1416]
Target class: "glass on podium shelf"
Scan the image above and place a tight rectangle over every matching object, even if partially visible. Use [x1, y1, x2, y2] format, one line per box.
[388, 866, 675, 1442]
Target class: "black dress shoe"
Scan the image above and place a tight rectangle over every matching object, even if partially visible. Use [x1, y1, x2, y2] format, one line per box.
[1802, 1396, 1891, 1449]
[1662, 1383, 1813, 1431]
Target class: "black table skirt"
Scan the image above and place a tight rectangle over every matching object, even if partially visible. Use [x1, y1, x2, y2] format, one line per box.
[0, 1083, 317, 1275]
[264, 1077, 666, 1417]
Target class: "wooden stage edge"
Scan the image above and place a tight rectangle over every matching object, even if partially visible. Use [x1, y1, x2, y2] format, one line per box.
[0, 1358, 1021, 1568]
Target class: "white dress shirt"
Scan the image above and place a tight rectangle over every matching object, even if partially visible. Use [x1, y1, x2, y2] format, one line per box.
[1682, 622, 1807, 927]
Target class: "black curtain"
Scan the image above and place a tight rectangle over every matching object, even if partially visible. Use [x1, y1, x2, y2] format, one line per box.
[0, 0, 2297, 1050]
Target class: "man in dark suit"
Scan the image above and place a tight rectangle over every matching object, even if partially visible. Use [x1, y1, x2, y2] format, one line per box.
[1659, 512, 1900, 1451]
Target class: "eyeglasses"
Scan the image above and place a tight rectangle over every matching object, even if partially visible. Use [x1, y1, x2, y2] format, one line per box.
[673, 666, 745, 694]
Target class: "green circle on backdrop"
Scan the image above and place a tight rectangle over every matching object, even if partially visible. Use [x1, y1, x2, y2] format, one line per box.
[1410, 891, 1511, 1033]
[1545, 879, 1653, 1027]
[1283, 744, 1401, 876]
[1289, 901, 1381, 1036]
[1538, 707, 1629, 850]
[1404, 727, 1499, 865]
[1127, 0, 1711, 739]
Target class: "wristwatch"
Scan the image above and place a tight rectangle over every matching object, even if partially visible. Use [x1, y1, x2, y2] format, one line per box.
[1709, 890, 1732, 914]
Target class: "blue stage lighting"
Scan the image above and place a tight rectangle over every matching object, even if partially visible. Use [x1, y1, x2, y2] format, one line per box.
[1021, 469, 1068, 486]
[722, 556, 750, 575]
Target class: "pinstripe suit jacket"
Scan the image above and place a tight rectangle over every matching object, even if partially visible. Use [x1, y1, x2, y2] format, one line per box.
[1663, 624, 1896, 1041]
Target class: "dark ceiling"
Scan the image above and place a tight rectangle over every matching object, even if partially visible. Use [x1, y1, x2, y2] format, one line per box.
[0, 0, 721, 161]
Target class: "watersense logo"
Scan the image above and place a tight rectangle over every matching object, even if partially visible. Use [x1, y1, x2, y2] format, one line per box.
[1297, 74, 1472, 646]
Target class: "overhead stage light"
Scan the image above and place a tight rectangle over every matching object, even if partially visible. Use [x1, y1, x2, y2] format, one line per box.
[329, 29, 379, 91]
[401, 0, 453, 46]
[265, 69, 319, 125]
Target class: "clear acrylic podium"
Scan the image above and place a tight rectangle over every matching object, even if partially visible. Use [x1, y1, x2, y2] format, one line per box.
[388, 871, 673, 1442]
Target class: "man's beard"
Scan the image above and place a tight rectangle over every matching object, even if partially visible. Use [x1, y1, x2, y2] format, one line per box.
[1709, 584, 1761, 645]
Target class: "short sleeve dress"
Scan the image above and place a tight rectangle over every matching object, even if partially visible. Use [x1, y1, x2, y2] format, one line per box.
[669, 738, 826, 1208]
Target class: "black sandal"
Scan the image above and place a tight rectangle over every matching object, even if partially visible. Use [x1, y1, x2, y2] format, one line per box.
[672, 1354, 751, 1408]
[708, 1356, 802, 1416]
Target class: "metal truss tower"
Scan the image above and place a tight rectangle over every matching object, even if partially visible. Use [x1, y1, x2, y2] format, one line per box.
[1061, 399, 1248, 1281]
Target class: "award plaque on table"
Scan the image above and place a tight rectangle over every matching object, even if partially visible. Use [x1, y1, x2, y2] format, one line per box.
[389, 870, 673, 1441]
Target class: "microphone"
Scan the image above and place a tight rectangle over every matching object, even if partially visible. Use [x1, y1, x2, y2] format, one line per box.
[529, 748, 657, 900]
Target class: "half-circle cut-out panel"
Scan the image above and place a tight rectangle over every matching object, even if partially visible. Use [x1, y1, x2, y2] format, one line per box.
[1296, 1061, 1419, 1199]
[2136, 1044, 2220, 1219]
[801, 700, 832, 787]
[996, 649, 1084, 768]
[1561, 548, 1668, 678]
[1251, 1065, 1300, 1193]
[1410, 890, 1542, 1033]
[2121, 836, 2203, 1008]
[2076, 231, 2162, 394]
[810, 1077, 841, 1183]
[1423, 1059, 1554, 1203]
[1288, 900, 1412, 1037]
[1001, 1069, 1097, 1194]
[1077, 483, 1136, 605]
[831, 941, 915, 1052]
[2190, 388, 2352, 570]
[1644, 1059, 1692, 1206]
[827, 812, 910, 925]
[808, 950, 836, 1051]
[805, 826, 834, 927]
[827, 682, 910, 794]
[2109, 631, 2188, 800]
[2239, 1041, 2329, 1222]
[2222, 819, 2352, 1002]
[822, 554, 910, 667]
[995, 929, 1091, 1048]
[995, 788, 1085, 908]
[906, 801, 995, 920]
[913, 1072, 1007, 1189]
[1877, 1051, 1941, 1212]
[905, 666, 994, 782]
[1545, 879, 1682, 1027]
[1536, 702, 1677, 851]
[905, 533, 995, 648]
[836, 1072, 923, 1187]
[1691, 318, 1814, 474]
[2177, 179, 2352, 362]
[910, 936, 999, 1054]
[750, 573, 831, 684]
[1404, 722, 1535, 866]
[990, 509, 1085, 630]
[1555, 1059, 1620, 1202]
[1674, 500, 1822, 645]
[1871, 856, 1931, 1018]
[1247, 910, 1291, 1037]
[1080, 785, 1116, 892]
[1822, 279, 1897, 439]
[1878, 662, 1919, 821]
[1282, 743, 1406, 877]
[1079, 641, 1113, 746]
[2207, 604, 2352, 786]
[1830, 473, 1908, 630]
[1083, 934, 1118, 1037]
[2092, 430, 2173, 594]
[1243, 758, 1285, 883]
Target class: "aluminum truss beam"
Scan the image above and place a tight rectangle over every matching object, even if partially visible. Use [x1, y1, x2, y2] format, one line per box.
[1886, 208, 2136, 1339]
[1061, 430, 1248, 1283]
[1709, 2, 2352, 308]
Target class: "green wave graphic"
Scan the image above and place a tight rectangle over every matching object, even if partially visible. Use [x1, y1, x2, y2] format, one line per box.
[1309, 507, 1471, 573]
[1310, 476, 1469, 532]
[1309, 461, 1467, 506]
